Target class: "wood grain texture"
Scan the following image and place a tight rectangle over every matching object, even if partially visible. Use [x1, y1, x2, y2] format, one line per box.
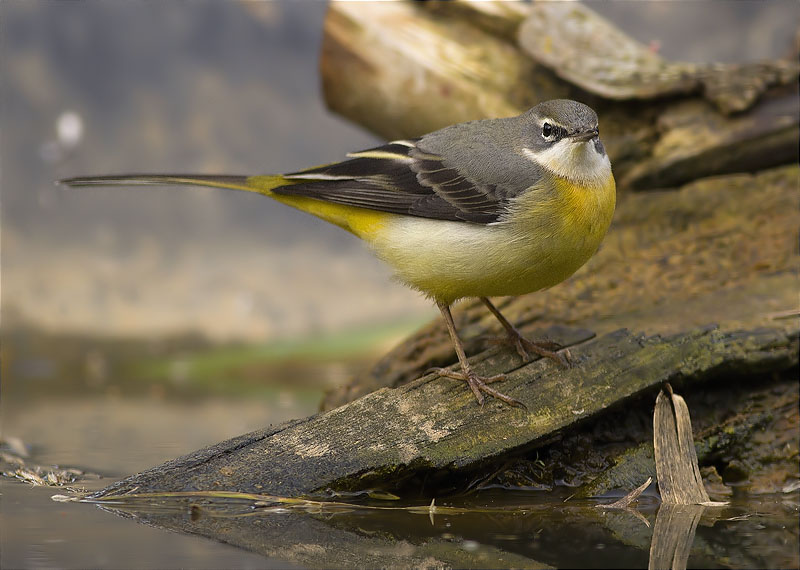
[92, 320, 797, 499]
[653, 389, 710, 505]
[320, 2, 798, 190]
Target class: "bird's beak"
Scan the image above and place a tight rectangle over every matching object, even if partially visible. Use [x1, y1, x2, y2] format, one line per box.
[569, 128, 599, 142]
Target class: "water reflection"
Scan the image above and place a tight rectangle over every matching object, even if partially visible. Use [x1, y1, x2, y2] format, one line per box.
[648, 504, 705, 570]
[77, 489, 798, 569]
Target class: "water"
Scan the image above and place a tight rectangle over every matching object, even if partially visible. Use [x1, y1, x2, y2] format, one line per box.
[2, 481, 291, 569]
[1, 395, 312, 569]
[3, 396, 798, 569]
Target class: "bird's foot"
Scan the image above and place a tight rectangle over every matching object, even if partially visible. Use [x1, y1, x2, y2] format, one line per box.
[487, 331, 571, 367]
[428, 367, 525, 408]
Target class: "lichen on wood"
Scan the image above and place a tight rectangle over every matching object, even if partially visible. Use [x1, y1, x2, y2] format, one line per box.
[517, 3, 798, 114]
[92, 320, 797, 500]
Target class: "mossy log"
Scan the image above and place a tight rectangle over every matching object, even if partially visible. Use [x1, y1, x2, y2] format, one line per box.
[92, 318, 796, 500]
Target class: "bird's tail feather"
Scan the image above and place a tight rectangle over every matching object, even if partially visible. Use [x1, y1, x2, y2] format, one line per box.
[58, 173, 388, 238]
[59, 174, 286, 196]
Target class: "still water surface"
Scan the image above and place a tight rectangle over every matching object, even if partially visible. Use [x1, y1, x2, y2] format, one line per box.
[3, 396, 798, 569]
[2, 396, 316, 568]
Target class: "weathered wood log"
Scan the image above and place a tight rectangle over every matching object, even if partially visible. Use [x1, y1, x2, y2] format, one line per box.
[91, 318, 797, 500]
[319, 1, 558, 141]
[618, 94, 799, 189]
[518, 3, 797, 114]
[574, 368, 799, 499]
[86, 320, 796, 567]
[319, 1, 798, 189]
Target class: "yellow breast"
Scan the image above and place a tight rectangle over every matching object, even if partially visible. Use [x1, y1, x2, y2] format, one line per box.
[367, 172, 616, 303]
[551, 173, 617, 256]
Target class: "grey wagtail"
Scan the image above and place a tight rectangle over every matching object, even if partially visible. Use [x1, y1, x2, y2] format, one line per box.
[61, 99, 615, 408]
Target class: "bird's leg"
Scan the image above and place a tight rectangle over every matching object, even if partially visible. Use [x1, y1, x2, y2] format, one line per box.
[480, 297, 570, 367]
[430, 301, 524, 408]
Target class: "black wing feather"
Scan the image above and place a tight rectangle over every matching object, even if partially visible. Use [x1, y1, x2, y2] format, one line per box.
[273, 140, 508, 223]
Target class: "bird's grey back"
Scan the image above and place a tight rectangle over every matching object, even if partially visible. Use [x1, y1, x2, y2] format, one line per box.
[418, 113, 546, 203]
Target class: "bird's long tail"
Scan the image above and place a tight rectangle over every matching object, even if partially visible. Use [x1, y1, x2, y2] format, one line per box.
[59, 173, 388, 238]
[59, 173, 283, 196]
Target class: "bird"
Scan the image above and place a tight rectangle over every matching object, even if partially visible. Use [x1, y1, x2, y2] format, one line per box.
[61, 99, 616, 408]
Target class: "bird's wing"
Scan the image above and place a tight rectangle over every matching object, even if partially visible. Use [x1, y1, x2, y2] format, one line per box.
[275, 140, 508, 224]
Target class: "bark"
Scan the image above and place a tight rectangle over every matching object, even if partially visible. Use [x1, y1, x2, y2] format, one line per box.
[92, 321, 796, 500]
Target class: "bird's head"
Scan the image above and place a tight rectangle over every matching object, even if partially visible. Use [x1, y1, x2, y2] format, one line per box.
[520, 99, 611, 186]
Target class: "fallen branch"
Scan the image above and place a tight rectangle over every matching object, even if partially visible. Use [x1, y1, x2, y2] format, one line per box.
[92, 320, 797, 500]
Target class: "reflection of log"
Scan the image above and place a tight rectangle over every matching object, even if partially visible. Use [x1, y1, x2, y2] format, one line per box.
[320, 2, 798, 189]
[94, 488, 796, 569]
[648, 504, 705, 570]
[93, 320, 796, 499]
[97, 499, 554, 569]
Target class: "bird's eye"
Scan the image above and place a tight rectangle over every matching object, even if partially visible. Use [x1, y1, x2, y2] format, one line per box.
[542, 123, 553, 138]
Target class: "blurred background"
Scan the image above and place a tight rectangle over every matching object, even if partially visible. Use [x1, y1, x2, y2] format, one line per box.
[2, 2, 438, 456]
[2, 0, 798, 468]
[3, 1, 431, 344]
[1, 2, 797, 568]
[2, 1, 797, 346]
[2, 0, 798, 447]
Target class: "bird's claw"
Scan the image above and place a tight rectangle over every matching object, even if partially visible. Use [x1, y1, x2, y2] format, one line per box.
[486, 333, 572, 367]
[427, 367, 525, 408]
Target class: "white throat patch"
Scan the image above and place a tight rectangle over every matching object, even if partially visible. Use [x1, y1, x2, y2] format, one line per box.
[522, 140, 611, 187]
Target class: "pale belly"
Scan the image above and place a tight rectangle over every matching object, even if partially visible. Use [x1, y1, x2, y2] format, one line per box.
[368, 213, 608, 304]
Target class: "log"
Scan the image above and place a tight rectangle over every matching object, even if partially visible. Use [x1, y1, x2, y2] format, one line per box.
[319, 1, 798, 190]
[319, 1, 557, 139]
[92, 320, 797, 500]
[85, 1, 798, 506]
[53, 4, 799, 566]
[517, 3, 797, 114]
[85, 318, 796, 569]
